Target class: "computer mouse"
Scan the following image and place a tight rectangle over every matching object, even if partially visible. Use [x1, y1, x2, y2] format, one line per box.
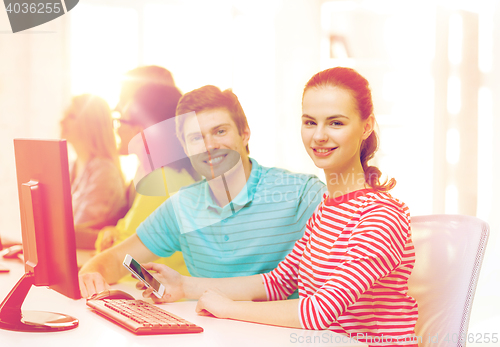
[88, 289, 135, 301]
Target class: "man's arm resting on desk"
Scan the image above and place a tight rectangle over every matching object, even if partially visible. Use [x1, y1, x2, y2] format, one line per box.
[79, 234, 158, 297]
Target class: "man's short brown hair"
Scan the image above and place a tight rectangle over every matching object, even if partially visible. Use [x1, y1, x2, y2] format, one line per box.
[175, 85, 250, 153]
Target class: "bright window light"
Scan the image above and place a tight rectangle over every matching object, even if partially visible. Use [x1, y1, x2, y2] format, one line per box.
[477, 87, 493, 220]
[143, 3, 233, 94]
[233, 0, 283, 16]
[478, 12, 493, 73]
[119, 154, 139, 184]
[447, 76, 461, 115]
[383, 9, 435, 65]
[70, 4, 139, 108]
[445, 184, 459, 214]
[446, 128, 460, 165]
[448, 13, 463, 66]
[321, 1, 357, 31]
[360, 0, 403, 15]
[382, 72, 397, 102]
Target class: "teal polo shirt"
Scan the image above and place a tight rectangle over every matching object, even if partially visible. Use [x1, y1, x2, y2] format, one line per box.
[137, 158, 326, 278]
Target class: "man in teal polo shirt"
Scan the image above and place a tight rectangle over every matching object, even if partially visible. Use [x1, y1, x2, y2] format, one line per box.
[79, 85, 325, 298]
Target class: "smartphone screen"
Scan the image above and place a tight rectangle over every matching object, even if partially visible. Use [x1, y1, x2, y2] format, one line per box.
[127, 257, 162, 293]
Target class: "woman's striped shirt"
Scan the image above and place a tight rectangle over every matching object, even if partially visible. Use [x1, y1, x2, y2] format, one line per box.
[261, 189, 419, 347]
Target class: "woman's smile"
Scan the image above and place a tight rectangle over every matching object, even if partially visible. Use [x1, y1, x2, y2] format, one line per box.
[312, 147, 338, 157]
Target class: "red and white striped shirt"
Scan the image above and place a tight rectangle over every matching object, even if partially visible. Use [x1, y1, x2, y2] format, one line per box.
[262, 189, 418, 347]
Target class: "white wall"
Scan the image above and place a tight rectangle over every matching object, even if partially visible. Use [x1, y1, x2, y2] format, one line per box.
[0, 11, 71, 242]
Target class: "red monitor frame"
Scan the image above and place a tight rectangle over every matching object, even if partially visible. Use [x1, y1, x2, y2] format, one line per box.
[0, 139, 80, 332]
[15, 138, 80, 298]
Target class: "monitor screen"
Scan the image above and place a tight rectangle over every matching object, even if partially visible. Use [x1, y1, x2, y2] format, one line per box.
[0, 139, 80, 332]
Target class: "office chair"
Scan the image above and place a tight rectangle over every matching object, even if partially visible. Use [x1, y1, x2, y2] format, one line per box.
[408, 215, 490, 347]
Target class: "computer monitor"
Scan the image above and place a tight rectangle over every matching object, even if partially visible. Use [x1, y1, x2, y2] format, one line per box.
[0, 139, 80, 332]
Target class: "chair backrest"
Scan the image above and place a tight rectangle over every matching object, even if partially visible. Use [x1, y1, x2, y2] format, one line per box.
[408, 215, 489, 347]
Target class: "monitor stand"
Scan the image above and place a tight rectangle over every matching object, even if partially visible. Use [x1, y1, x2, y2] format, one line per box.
[0, 272, 78, 332]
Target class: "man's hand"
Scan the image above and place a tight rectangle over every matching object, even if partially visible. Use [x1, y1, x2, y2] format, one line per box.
[195, 288, 234, 319]
[138, 263, 185, 303]
[79, 272, 111, 298]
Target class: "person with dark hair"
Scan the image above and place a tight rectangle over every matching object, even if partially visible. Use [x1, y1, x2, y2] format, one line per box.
[115, 65, 177, 115]
[78, 85, 327, 299]
[132, 68, 418, 346]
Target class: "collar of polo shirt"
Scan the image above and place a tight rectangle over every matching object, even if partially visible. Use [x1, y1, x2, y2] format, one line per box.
[203, 158, 261, 212]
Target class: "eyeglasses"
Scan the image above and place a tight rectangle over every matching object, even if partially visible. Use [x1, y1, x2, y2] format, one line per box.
[112, 118, 136, 129]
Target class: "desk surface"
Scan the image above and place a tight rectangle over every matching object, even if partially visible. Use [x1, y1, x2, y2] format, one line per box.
[0, 259, 366, 347]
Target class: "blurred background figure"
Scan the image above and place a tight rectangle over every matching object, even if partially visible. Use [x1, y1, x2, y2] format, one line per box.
[114, 65, 177, 115]
[60, 94, 127, 249]
[93, 67, 198, 276]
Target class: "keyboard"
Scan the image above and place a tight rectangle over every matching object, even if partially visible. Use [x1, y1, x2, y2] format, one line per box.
[86, 299, 204, 335]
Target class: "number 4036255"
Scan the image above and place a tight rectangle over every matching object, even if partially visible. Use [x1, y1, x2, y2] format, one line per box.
[6, 2, 62, 14]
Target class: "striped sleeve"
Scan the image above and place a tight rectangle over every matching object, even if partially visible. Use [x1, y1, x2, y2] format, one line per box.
[261, 205, 320, 301]
[299, 203, 410, 330]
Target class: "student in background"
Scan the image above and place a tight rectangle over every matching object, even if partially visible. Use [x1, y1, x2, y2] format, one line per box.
[114, 65, 177, 116]
[92, 66, 197, 278]
[94, 83, 198, 261]
[138, 67, 418, 346]
[60, 94, 127, 249]
[111, 65, 179, 213]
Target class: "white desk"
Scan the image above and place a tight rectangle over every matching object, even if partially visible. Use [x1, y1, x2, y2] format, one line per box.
[0, 259, 366, 347]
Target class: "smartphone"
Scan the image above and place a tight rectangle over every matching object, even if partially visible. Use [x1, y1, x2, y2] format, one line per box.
[122, 254, 165, 299]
